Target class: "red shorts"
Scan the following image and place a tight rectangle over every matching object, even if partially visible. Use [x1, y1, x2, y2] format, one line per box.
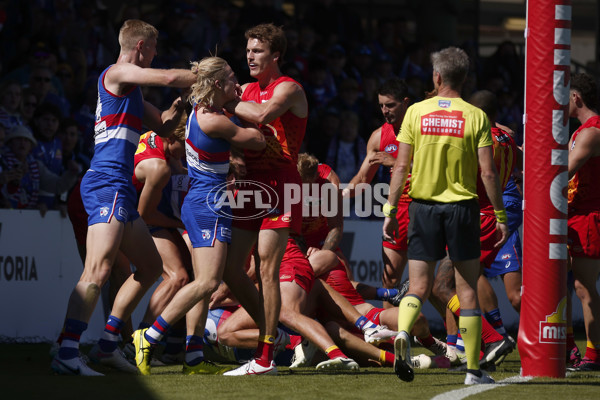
[480, 212, 501, 268]
[382, 200, 409, 251]
[232, 168, 302, 234]
[568, 211, 600, 258]
[279, 238, 315, 293]
[365, 307, 384, 325]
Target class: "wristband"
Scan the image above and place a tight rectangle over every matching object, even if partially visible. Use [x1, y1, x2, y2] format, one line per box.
[382, 202, 398, 218]
[494, 209, 508, 224]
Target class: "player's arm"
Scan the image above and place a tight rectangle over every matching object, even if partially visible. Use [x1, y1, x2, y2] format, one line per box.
[568, 127, 600, 179]
[136, 158, 185, 229]
[105, 63, 196, 92]
[226, 81, 308, 124]
[382, 142, 412, 242]
[343, 128, 382, 198]
[478, 145, 509, 247]
[143, 97, 186, 138]
[321, 168, 343, 252]
[201, 113, 266, 151]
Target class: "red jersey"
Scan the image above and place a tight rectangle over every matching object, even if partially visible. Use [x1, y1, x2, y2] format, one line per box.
[301, 164, 334, 247]
[380, 123, 410, 201]
[476, 126, 517, 214]
[568, 115, 600, 212]
[132, 131, 166, 192]
[241, 76, 307, 173]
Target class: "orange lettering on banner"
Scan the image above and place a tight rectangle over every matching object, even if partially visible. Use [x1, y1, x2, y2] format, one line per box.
[420, 110, 465, 138]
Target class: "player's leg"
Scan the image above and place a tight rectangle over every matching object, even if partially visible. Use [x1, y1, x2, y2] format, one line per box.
[279, 281, 358, 371]
[501, 270, 522, 312]
[308, 249, 340, 278]
[255, 228, 288, 337]
[324, 320, 394, 367]
[135, 240, 228, 374]
[113, 217, 163, 319]
[222, 227, 260, 322]
[53, 219, 125, 376]
[571, 257, 600, 370]
[140, 229, 191, 325]
[453, 258, 485, 377]
[381, 247, 408, 307]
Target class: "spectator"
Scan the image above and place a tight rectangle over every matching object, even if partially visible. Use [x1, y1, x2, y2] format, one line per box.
[31, 102, 67, 210]
[27, 65, 70, 117]
[325, 110, 366, 184]
[0, 80, 24, 129]
[19, 87, 38, 127]
[1, 125, 77, 213]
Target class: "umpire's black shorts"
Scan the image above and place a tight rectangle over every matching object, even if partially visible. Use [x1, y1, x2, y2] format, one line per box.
[407, 198, 481, 262]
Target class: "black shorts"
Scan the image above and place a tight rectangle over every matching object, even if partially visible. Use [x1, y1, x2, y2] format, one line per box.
[407, 199, 480, 262]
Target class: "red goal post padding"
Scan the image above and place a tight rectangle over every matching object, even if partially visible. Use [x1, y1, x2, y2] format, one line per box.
[519, 0, 571, 378]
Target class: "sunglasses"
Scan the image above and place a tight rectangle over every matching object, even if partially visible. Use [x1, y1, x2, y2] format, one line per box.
[34, 76, 51, 82]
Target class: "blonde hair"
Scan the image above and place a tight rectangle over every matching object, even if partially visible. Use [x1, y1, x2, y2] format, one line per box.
[188, 57, 230, 108]
[297, 153, 319, 182]
[171, 110, 188, 142]
[118, 19, 158, 51]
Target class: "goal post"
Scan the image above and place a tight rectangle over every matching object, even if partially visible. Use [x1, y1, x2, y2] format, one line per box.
[519, 0, 571, 378]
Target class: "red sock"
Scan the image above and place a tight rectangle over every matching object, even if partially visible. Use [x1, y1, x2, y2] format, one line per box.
[326, 345, 346, 360]
[585, 347, 600, 362]
[453, 308, 504, 344]
[288, 335, 302, 350]
[254, 336, 274, 367]
[383, 350, 395, 366]
[418, 334, 436, 348]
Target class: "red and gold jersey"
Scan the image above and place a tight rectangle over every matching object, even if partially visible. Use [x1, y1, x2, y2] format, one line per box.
[241, 76, 307, 173]
[476, 126, 517, 214]
[302, 163, 334, 248]
[132, 131, 166, 192]
[568, 115, 600, 212]
[380, 122, 411, 202]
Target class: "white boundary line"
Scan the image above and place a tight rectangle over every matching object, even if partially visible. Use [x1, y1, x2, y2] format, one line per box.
[431, 375, 533, 400]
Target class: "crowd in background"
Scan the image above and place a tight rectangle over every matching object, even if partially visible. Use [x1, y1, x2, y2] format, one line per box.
[0, 0, 526, 214]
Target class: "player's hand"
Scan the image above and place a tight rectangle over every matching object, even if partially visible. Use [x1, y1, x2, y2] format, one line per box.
[382, 216, 398, 244]
[209, 282, 233, 309]
[369, 151, 395, 168]
[494, 222, 510, 248]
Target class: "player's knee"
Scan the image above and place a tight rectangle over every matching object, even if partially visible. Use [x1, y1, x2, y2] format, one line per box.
[508, 291, 521, 311]
[431, 281, 448, 303]
[166, 270, 189, 291]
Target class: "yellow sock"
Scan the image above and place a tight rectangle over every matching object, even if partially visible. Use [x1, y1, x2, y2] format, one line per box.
[397, 295, 422, 333]
[447, 294, 461, 314]
[379, 349, 387, 364]
[459, 312, 482, 371]
[258, 335, 275, 344]
[325, 345, 339, 355]
[587, 340, 600, 350]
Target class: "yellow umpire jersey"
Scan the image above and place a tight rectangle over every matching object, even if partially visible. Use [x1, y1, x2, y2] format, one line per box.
[398, 96, 492, 203]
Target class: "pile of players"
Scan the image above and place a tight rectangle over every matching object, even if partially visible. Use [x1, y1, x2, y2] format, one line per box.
[49, 18, 600, 385]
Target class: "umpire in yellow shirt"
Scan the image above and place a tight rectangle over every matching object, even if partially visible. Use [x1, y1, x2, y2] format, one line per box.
[382, 47, 509, 385]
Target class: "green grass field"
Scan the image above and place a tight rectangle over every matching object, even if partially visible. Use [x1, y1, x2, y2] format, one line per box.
[3, 340, 600, 400]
